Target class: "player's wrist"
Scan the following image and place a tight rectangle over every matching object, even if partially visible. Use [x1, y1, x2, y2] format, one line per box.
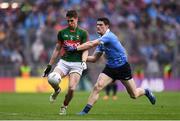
[81, 61, 87, 70]
[74, 46, 77, 51]
[47, 64, 52, 69]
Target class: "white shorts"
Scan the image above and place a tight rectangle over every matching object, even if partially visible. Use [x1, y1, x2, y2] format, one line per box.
[55, 59, 83, 76]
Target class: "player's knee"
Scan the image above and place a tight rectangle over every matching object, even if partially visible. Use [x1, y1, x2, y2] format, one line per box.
[94, 83, 103, 91]
[68, 88, 75, 94]
[69, 85, 76, 91]
[48, 72, 61, 87]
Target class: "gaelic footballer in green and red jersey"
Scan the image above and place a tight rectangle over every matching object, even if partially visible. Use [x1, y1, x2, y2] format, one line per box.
[57, 27, 89, 62]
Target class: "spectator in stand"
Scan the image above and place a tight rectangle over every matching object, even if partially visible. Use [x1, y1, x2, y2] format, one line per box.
[20, 60, 31, 78]
[103, 82, 118, 100]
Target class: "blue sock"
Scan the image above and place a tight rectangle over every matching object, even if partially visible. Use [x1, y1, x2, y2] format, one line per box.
[82, 104, 92, 113]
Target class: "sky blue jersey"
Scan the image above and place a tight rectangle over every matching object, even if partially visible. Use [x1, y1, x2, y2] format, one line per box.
[95, 29, 128, 68]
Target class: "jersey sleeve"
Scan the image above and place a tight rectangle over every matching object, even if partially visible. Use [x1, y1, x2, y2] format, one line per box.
[57, 31, 63, 42]
[98, 34, 109, 44]
[57, 31, 64, 46]
[81, 30, 89, 44]
[95, 45, 104, 53]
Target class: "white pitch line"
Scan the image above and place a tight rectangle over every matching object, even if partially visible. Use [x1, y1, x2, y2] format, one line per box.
[0, 112, 19, 116]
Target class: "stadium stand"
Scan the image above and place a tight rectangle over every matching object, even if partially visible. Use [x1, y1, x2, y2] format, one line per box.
[0, 0, 179, 82]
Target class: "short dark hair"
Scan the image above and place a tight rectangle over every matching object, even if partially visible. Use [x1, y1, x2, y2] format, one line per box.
[66, 10, 78, 18]
[97, 17, 110, 25]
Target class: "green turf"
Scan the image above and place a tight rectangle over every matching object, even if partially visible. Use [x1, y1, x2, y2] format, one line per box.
[0, 91, 180, 120]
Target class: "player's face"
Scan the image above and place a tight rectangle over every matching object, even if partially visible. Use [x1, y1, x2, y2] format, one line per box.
[67, 17, 78, 29]
[96, 21, 109, 35]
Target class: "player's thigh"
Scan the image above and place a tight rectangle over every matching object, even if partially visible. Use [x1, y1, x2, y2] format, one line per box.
[95, 73, 113, 91]
[69, 72, 81, 90]
[68, 62, 83, 90]
[69, 62, 83, 76]
[53, 67, 65, 78]
[121, 78, 137, 95]
[54, 59, 70, 77]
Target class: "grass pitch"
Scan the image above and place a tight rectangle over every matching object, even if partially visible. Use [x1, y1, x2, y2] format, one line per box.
[0, 91, 180, 120]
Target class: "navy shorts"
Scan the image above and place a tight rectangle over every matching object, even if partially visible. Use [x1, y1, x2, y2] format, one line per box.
[102, 62, 132, 81]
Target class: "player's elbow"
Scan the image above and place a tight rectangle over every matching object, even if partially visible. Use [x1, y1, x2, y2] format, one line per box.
[87, 59, 96, 63]
[91, 60, 97, 63]
[91, 58, 98, 63]
[87, 57, 97, 63]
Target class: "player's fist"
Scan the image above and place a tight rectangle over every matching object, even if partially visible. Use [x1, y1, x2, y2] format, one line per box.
[43, 64, 52, 77]
[81, 61, 87, 70]
[64, 45, 77, 52]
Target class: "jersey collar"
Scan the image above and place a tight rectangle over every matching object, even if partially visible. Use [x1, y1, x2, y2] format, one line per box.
[68, 26, 78, 32]
[105, 29, 110, 34]
[100, 29, 110, 36]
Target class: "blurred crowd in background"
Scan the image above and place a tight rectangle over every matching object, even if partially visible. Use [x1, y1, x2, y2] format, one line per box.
[0, 0, 179, 83]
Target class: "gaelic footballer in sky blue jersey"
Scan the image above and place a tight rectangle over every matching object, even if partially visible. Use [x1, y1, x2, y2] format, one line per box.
[95, 29, 127, 68]
[64, 17, 156, 115]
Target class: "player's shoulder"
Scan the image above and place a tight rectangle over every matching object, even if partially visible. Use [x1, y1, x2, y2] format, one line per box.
[100, 31, 118, 43]
[58, 27, 69, 33]
[106, 31, 117, 39]
[77, 26, 89, 34]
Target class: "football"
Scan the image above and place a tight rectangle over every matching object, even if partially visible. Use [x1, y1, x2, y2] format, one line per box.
[48, 72, 61, 86]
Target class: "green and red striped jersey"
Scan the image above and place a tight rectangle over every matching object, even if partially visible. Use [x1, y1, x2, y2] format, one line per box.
[57, 26, 89, 62]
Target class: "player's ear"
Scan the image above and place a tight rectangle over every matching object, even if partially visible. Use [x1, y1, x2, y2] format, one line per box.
[106, 24, 109, 28]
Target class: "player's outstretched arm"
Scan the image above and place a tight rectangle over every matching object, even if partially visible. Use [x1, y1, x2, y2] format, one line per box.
[81, 50, 89, 70]
[64, 39, 101, 52]
[77, 39, 100, 51]
[82, 50, 88, 62]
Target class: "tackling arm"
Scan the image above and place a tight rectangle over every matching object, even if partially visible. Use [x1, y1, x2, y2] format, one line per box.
[77, 39, 101, 51]
[82, 50, 89, 62]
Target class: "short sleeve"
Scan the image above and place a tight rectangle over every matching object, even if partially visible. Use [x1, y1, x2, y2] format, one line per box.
[57, 31, 63, 42]
[99, 34, 109, 44]
[81, 30, 89, 44]
[95, 45, 104, 53]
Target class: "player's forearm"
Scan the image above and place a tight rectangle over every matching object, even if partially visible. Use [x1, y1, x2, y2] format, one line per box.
[49, 44, 60, 65]
[77, 41, 93, 51]
[82, 50, 88, 62]
[87, 56, 97, 63]
[49, 52, 59, 65]
[77, 39, 100, 51]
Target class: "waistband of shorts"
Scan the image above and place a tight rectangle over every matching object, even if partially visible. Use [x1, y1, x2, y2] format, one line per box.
[106, 61, 128, 69]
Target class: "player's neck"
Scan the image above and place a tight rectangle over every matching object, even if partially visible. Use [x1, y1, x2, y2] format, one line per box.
[69, 25, 77, 32]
